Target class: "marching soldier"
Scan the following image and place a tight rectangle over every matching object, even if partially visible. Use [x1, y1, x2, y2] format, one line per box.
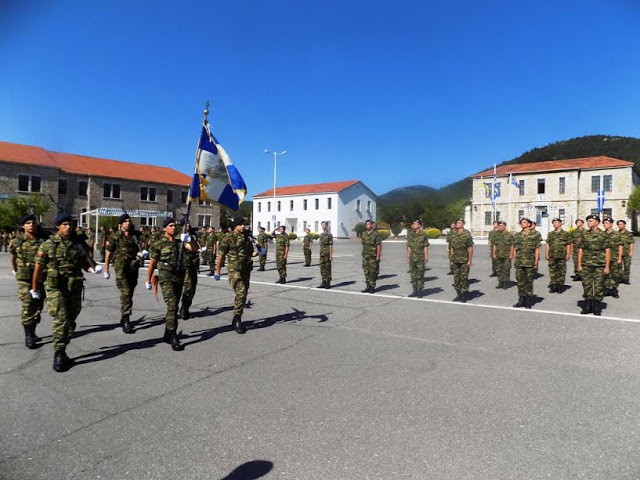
[488, 221, 499, 277]
[10, 214, 45, 349]
[545, 217, 570, 293]
[492, 220, 512, 289]
[602, 217, 623, 298]
[302, 228, 312, 267]
[617, 220, 634, 285]
[255, 226, 268, 271]
[449, 219, 474, 302]
[274, 225, 290, 284]
[406, 219, 429, 298]
[361, 219, 381, 293]
[577, 214, 611, 315]
[179, 220, 200, 320]
[318, 221, 333, 289]
[570, 219, 586, 280]
[512, 217, 540, 308]
[205, 225, 218, 276]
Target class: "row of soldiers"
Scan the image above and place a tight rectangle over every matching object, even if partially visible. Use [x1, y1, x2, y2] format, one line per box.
[0, 230, 18, 252]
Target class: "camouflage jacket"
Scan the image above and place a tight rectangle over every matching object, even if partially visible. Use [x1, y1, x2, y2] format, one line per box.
[493, 230, 513, 259]
[488, 229, 498, 247]
[513, 230, 540, 267]
[105, 230, 141, 271]
[275, 233, 290, 254]
[10, 233, 44, 282]
[302, 234, 312, 249]
[206, 232, 218, 250]
[407, 230, 429, 260]
[546, 229, 569, 259]
[361, 230, 381, 258]
[570, 228, 586, 247]
[35, 233, 91, 285]
[619, 230, 634, 256]
[319, 231, 333, 256]
[604, 228, 623, 258]
[218, 231, 254, 273]
[578, 229, 612, 266]
[149, 235, 185, 279]
[449, 229, 473, 263]
[256, 232, 268, 248]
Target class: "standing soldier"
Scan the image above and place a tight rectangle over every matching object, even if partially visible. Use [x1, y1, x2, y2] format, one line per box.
[406, 219, 429, 298]
[274, 225, 290, 284]
[617, 220, 634, 285]
[602, 217, 623, 298]
[318, 221, 333, 289]
[10, 214, 45, 349]
[488, 221, 499, 277]
[570, 219, 586, 280]
[492, 220, 512, 289]
[446, 222, 455, 275]
[511, 218, 541, 308]
[98, 225, 107, 262]
[577, 214, 611, 315]
[205, 225, 218, 276]
[255, 226, 268, 271]
[449, 219, 474, 302]
[361, 219, 381, 293]
[104, 214, 145, 334]
[32, 213, 102, 372]
[302, 228, 313, 267]
[86, 227, 95, 258]
[545, 217, 570, 293]
[214, 217, 256, 334]
[179, 220, 201, 320]
[372, 221, 382, 278]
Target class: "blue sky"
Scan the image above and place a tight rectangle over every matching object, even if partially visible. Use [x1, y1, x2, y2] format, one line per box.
[1, 0, 640, 198]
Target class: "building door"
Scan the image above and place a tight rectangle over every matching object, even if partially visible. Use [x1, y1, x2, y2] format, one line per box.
[536, 206, 549, 237]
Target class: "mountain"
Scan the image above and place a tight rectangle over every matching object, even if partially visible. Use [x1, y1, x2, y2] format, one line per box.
[378, 185, 438, 204]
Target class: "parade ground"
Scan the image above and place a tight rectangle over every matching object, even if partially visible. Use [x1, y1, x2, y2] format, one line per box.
[2, 240, 640, 480]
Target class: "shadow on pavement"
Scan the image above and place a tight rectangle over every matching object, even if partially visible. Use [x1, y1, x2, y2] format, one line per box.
[286, 277, 313, 284]
[72, 336, 167, 365]
[376, 284, 399, 292]
[466, 290, 484, 300]
[423, 276, 438, 283]
[221, 460, 274, 480]
[377, 274, 397, 280]
[331, 281, 356, 288]
[247, 308, 330, 329]
[420, 287, 443, 297]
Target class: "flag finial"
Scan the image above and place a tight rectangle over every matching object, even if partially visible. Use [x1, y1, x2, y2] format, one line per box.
[203, 101, 210, 124]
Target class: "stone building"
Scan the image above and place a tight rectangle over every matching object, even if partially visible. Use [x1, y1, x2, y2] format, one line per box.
[469, 156, 639, 237]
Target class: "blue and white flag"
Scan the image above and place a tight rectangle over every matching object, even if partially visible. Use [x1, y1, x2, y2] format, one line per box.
[189, 124, 247, 211]
[510, 174, 519, 188]
[491, 164, 499, 208]
[597, 189, 605, 212]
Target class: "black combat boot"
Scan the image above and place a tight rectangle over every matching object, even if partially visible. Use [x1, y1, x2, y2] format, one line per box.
[513, 296, 525, 308]
[53, 351, 67, 372]
[593, 300, 602, 316]
[121, 314, 134, 333]
[281, 277, 287, 284]
[549, 284, 556, 293]
[416, 289, 423, 298]
[324, 281, 331, 289]
[61, 350, 75, 368]
[612, 288, 619, 299]
[459, 291, 467, 303]
[361, 285, 370, 293]
[163, 327, 171, 343]
[580, 300, 592, 315]
[368, 285, 375, 294]
[490, 272, 497, 278]
[318, 281, 327, 289]
[453, 290, 462, 302]
[524, 296, 532, 309]
[181, 307, 190, 320]
[574, 273, 582, 281]
[24, 325, 36, 349]
[32, 322, 41, 341]
[603, 287, 611, 297]
[259, 266, 265, 271]
[232, 315, 247, 334]
[168, 330, 184, 351]
[275, 277, 283, 284]
[408, 289, 417, 298]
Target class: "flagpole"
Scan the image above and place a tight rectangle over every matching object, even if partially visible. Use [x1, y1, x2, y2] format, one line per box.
[509, 173, 513, 230]
[480, 175, 484, 238]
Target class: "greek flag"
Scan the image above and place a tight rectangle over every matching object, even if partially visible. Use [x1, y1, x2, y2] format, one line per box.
[510, 174, 519, 188]
[491, 165, 500, 208]
[597, 189, 605, 212]
[189, 124, 247, 211]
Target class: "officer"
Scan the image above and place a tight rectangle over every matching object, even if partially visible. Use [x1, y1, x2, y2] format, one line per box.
[318, 221, 333, 289]
[406, 219, 429, 297]
[302, 228, 313, 267]
[179, 219, 201, 320]
[602, 217, 623, 298]
[545, 217, 570, 293]
[446, 222, 455, 275]
[512, 217, 540, 308]
[10, 214, 45, 349]
[577, 214, 611, 315]
[214, 217, 257, 334]
[361, 219, 381, 293]
[256, 226, 268, 271]
[492, 220, 512, 289]
[617, 220, 634, 285]
[449, 218, 474, 302]
[32, 212, 102, 372]
[570, 219, 586, 280]
[273, 225, 290, 284]
[488, 221, 499, 277]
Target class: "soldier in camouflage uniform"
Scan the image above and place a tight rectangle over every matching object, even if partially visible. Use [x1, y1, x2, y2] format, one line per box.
[406, 219, 429, 297]
[446, 222, 455, 275]
[545, 217, 570, 293]
[617, 220, 634, 285]
[274, 226, 290, 284]
[602, 218, 623, 298]
[179, 220, 201, 320]
[255, 226, 268, 271]
[302, 228, 313, 267]
[215, 217, 256, 334]
[492, 220, 512, 289]
[569, 219, 585, 280]
[488, 221, 499, 277]
[373, 221, 382, 278]
[449, 219, 474, 302]
[205, 225, 218, 275]
[10, 214, 45, 349]
[33, 213, 102, 372]
[318, 221, 333, 289]
[577, 214, 611, 315]
[361, 219, 382, 293]
[511, 218, 541, 308]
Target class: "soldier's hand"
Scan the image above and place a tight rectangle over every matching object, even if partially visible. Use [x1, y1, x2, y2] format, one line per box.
[200, 247, 206, 252]
[180, 233, 191, 242]
[145, 282, 153, 290]
[11, 270, 16, 277]
[213, 274, 220, 281]
[90, 265, 104, 275]
[141, 249, 149, 259]
[104, 272, 110, 280]
[604, 267, 610, 275]
[29, 289, 40, 300]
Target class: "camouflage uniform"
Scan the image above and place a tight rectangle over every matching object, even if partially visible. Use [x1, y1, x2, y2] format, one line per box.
[578, 229, 611, 302]
[513, 231, 540, 297]
[105, 230, 141, 315]
[603, 227, 623, 292]
[206, 231, 218, 273]
[449, 229, 474, 293]
[302, 233, 312, 267]
[10, 233, 45, 328]
[2, 232, 8, 252]
[407, 230, 429, 292]
[488, 229, 498, 276]
[493, 230, 513, 285]
[361, 229, 381, 288]
[619, 230, 634, 284]
[149, 236, 185, 331]
[275, 233, 290, 280]
[570, 228, 586, 276]
[446, 229, 454, 273]
[180, 238, 200, 314]
[256, 231, 268, 270]
[319, 230, 334, 284]
[546, 229, 569, 287]
[218, 231, 254, 317]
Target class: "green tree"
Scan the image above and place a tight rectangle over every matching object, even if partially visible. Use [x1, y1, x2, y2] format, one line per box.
[353, 222, 366, 237]
[0, 193, 51, 230]
[627, 186, 640, 232]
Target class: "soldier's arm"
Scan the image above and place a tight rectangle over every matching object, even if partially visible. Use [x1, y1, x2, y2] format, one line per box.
[32, 263, 43, 291]
[9, 250, 17, 272]
[406, 244, 411, 262]
[423, 245, 428, 263]
[328, 244, 333, 262]
[535, 245, 540, 266]
[630, 241, 634, 257]
[284, 244, 289, 259]
[577, 248, 583, 271]
[604, 247, 611, 274]
[510, 245, 515, 261]
[146, 258, 157, 284]
[467, 245, 473, 266]
[565, 243, 570, 261]
[376, 243, 381, 261]
[617, 244, 623, 263]
[104, 249, 112, 274]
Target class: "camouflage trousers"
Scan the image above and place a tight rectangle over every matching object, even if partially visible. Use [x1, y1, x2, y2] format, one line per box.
[605, 261, 621, 289]
[276, 254, 287, 279]
[259, 251, 267, 269]
[362, 255, 378, 287]
[45, 277, 83, 352]
[515, 266, 535, 296]
[208, 253, 217, 273]
[548, 257, 567, 285]
[491, 256, 497, 275]
[303, 248, 311, 266]
[17, 280, 44, 327]
[495, 257, 511, 283]
[620, 256, 632, 283]
[228, 270, 250, 317]
[572, 251, 580, 275]
[408, 257, 425, 290]
[181, 266, 199, 310]
[160, 275, 184, 331]
[115, 268, 138, 315]
[452, 262, 470, 292]
[376, 259, 380, 277]
[581, 265, 605, 301]
[320, 253, 332, 282]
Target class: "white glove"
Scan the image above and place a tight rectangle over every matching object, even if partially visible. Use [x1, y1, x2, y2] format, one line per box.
[213, 274, 220, 281]
[180, 233, 191, 242]
[141, 249, 149, 259]
[29, 289, 40, 300]
[104, 272, 110, 279]
[200, 246, 206, 252]
[145, 282, 153, 290]
[12, 270, 16, 277]
[90, 265, 103, 275]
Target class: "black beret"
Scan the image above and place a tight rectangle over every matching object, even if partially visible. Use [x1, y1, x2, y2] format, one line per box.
[551, 217, 562, 223]
[617, 219, 627, 224]
[54, 213, 73, 226]
[19, 214, 37, 225]
[602, 217, 614, 223]
[231, 217, 245, 227]
[118, 213, 130, 224]
[456, 218, 465, 223]
[162, 217, 176, 228]
[585, 214, 600, 222]
[519, 217, 532, 225]
[413, 219, 423, 226]
[498, 220, 507, 226]
[365, 219, 373, 224]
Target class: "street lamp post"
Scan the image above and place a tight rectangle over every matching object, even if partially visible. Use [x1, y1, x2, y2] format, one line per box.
[264, 149, 287, 229]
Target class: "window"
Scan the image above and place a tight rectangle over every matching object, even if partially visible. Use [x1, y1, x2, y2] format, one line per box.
[303, 199, 308, 210]
[314, 221, 319, 232]
[197, 214, 211, 227]
[141, 186, 156, 202]
[258, 221, 262, 228]
[356, 199, 361, 211]
[591, 175, 600, 192]
[167, 189, 174, 203]
[290, 200, 294, 211]
[58, 179, 67, 195]
[277, 221, 281, 228]
[267, 221, 270, 231]
[258, 202, 262, 213]
[315, 198, 319, 210]
[603, 174, 613, 192]
[18, 174, 41, 193]
[78, 180, 88, 197]
[485, 211, 492, 225]
[591, 208, 612, 217]
[327, 198, 332, 209]
[103, 183, 121, 199]
[518, 180, 525, 196]
[559, 177, 565, 194]
[367, 201, 371, 212]
[518, 209, 524, 221]
[537, 178, 545, 194]
[277, 201, 281, 212]
[303, 221, 307, 230]
[267, 201, 271, 212]
[181, 191, 188, 204]
[559, 209, 565, 222]
[484, 183, 492, 198]
[80, 208, 87, 227]
[495, 211, 502, 222]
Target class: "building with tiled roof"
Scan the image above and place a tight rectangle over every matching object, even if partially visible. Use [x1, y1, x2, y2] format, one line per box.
[0, 140, 219, 229]
[468, 156, 640, 237]
[252, 180, 377, 237]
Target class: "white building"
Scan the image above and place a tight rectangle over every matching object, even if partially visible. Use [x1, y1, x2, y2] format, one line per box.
[252, 180, 377, 237]
[469, 156, 640, 237]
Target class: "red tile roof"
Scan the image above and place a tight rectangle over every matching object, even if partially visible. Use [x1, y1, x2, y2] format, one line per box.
[253, 180, 361, 198]
[472, 156, 634, 178]
[0, 141, 191, 186]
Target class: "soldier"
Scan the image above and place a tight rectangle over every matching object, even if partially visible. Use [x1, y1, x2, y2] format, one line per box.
[2, 230, 8, 252]
[104, 214, 145, 333]
[10, 214, 45, 349]
[511, 217, 541, 308]
[214, 217, 257, 334]
[617, 220, 634, 285]
[570, 219, 586, 280]
[205, 225, 218, 276]
[545, 217, 570, 293]
[361, 219, 382, 293]
[446, 222, 455, 275]
[32, 212, 102, 372]
[98, 225, 107, 262]
[179, 220, 201, 320]
[373, 221, 382, 278]
[302, 228, 312, 267]
[406, 219, 429, 297]
[602, 217, 623, 298]
[449, 219, 474, 302]
[318, 221, 333, 289]
[492, 220, 512, 289]
[255, 226, 268, 271]
[488, 221, 499, 277]
[86, 227, 95, 255]
[577, 214, 611, 315]
[274, 225, 290, 284]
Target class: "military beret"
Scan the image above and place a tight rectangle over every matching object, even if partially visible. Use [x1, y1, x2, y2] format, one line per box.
[365, 219, 373, 224]
[602, 217, 614, 223]
[231, 217, 245, 227]
[54, 212, 73, 226]
[413, 219, 423, 226]
[551, 217, 562, 223]
[617, 219, 627, 224]
[585, 214, 600, 222]
[575, 219, 584, 224]
[456, 218, 465, 224]
[498, 220, 507, 226]
[519, 217, 532, 225]
[118, 213, 130, 224]
[19, 214, 37, 225]
[162, 217, 176, 228]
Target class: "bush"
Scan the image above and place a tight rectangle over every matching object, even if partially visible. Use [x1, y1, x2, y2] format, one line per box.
[353, 222, 366, 237]
[377, 229, 390, 240]
[567, 227, 577, 233]
[390, 224, 403, 236]
[310, 232, 320, 239]
[424, 228, 441, 239]
[288, 232, 298, 240]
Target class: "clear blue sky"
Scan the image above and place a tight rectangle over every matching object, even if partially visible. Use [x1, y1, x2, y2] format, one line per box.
[1, 0, 639, 198]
